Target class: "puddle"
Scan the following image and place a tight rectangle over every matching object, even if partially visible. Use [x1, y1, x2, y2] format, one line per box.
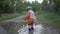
[18, 24, 44, 34]
[18, 24, 60, 34]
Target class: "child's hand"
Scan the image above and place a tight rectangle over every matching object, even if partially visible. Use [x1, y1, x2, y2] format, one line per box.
[24, 18, 26, 20]
[23, 16, 27, 20]
[23, 19, 27, 23]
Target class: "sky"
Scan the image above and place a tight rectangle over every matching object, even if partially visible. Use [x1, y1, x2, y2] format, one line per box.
[26, 0, 43, 3]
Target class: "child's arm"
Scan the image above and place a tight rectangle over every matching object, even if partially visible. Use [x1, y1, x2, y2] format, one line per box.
[24, 12, 30, 20]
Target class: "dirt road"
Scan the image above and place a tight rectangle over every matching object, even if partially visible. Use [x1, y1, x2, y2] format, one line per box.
[17, 16, 60, 34]
[1, 15, 60, 34]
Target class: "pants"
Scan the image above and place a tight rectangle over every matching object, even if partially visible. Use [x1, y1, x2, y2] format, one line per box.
[28, 25, 33, 29]
[27, 18, 34, 30]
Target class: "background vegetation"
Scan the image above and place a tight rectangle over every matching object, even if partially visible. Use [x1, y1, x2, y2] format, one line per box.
[0, 0, 60, 28]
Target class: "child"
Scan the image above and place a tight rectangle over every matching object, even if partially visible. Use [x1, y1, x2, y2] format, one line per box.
[24, 6, 36, 30]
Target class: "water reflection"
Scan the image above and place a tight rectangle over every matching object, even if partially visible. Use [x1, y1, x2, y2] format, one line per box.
[29, 30, 34, 34]
[18, 24, 43, 34]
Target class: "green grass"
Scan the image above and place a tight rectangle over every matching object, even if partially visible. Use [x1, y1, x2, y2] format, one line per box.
[0, 13, 20, 21]
[37, 10, 60, 29]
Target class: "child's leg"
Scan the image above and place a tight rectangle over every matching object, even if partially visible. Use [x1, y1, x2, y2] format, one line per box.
[28, 25, 31, 30]
[31, 24, 34, 30]
[28, 24, 34, 31]
[28, 18, 34, 30]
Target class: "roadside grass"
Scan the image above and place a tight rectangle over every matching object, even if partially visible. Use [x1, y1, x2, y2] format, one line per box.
[37, 10, 60, 29]
[0, 13, 20, 21]
[0, 12, 26, 27]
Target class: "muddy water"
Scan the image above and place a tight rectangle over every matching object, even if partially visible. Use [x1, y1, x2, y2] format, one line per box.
[18, 24, 60, 34]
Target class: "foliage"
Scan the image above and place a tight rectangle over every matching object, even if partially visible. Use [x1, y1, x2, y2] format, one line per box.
[0, 0, 13, 14]
[31, 1, 40, 11]
[41, 0, 48, 6]
[0, 0, 60, 14]
[0, 14, 20, 21]
[41, 0, 60, 13]
[37, 10, 60, 29]
[16, 0, 40, 13]
[53, 0, 60, 13]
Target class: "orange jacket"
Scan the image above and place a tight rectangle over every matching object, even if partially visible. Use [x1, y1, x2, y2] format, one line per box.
[24, 12, 34, 25]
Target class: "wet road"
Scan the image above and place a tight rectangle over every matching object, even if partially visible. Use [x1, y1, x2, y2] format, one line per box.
[2, 15, 60, 34]
[15, 16, 60, 34]
[18, 24, 60, 34]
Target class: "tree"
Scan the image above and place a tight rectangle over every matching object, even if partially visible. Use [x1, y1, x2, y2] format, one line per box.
[42, 0, 48, 6]
[52, 0, 60, 13]
[0, 0, 14, 14]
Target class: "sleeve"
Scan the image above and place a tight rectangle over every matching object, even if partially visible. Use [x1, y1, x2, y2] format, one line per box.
[24, 11, 30, 20]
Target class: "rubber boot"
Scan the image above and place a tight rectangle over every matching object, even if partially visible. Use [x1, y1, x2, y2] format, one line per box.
[31, 26, 34, 30]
